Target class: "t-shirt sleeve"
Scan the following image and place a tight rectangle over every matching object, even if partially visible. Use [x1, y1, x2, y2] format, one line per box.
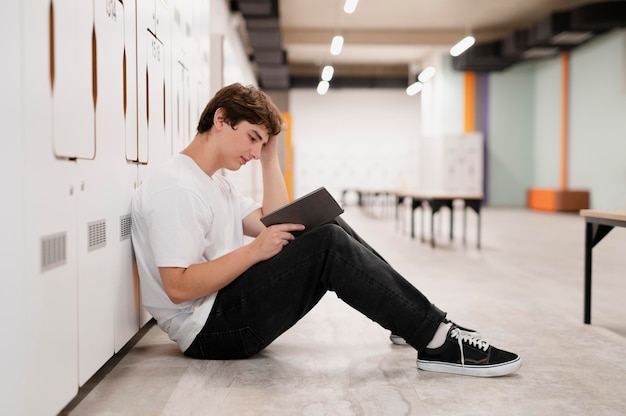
[146, 187, 212, 268]
[226, 179, 261, 219]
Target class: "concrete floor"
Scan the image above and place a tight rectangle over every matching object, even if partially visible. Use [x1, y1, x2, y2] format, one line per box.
[63, 205, 626, 416]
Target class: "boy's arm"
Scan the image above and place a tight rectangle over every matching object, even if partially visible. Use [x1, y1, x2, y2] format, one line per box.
[243, 135, 291, 237]
[159, 222, 304, 304]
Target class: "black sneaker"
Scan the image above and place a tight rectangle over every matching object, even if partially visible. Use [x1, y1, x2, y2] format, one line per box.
[390, 319, 480, 346]
[417, 326, 522, 377]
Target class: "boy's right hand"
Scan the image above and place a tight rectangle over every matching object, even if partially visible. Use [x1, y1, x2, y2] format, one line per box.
[252, 223, 305, 261]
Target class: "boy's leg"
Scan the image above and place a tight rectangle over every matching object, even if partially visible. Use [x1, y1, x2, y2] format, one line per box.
[185, 222, 444, 359]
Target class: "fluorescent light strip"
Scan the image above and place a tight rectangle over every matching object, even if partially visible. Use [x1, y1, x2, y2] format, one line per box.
[321, 65, 334, 81]
[406, 81, 423, 96]
[344, 0, 359, 14]
[317, 80, 330, 95]
[418, 66, 436, 82]
[450, 35, 475, 57]
[330, 35, 344, 56]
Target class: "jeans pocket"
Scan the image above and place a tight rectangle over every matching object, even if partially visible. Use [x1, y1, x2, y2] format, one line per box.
[188, 327, 264, 360]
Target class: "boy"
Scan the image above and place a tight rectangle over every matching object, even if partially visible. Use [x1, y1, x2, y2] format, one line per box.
[131, 83, 521, 377]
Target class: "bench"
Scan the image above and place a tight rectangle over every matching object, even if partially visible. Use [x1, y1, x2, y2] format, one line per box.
[396, 193, 483, 248]
[344, 189, 396, 217]
[580, 209, 626, 324]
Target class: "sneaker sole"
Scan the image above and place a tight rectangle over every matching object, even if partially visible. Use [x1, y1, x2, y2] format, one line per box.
[417, 356, 522, 377]
[391, 330, 482, 346]
[390, 335, 408, 345]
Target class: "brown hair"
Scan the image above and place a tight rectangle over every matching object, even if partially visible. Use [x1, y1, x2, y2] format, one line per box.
[196, 83, 283, 136]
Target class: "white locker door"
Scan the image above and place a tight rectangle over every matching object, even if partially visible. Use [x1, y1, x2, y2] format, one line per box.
[136, 0, 156, 164]
[136, 0, 156, 34]
[136, 164, 153, 327]
[148, 32, 167, 162]
[155, 0, 169, 39]
[137, 31, 166, 164]
[51, 0, 95, 159]
[172, 62, 190, 153]
[76, 0, 133, 385]
[19, 1, 80, 414]
[125, 0, 139, 162]
[112, 0, 139, 353]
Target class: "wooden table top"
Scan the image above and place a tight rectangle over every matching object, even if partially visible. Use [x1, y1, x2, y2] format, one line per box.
[580, 209, 626, 223]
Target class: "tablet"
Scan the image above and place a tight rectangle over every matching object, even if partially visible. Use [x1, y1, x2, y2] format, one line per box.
[260, 187, 344, 235]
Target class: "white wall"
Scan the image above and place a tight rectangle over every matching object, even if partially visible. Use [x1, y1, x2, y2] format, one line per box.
[288, 89, 421, 200]
[532, 58, 562, 189]
[488, 62, 535, 206]
[527, 28, 626, 210]
[570, 29, 626, 210]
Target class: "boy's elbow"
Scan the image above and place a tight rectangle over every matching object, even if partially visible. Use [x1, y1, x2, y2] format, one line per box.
[165, 287, 188, 305]
[159, 267, 190, 304]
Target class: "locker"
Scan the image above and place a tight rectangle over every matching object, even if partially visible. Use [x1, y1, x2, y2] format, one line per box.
[50, 0, 95, 159]
[155, 0, 169, 38]
[172, 62, 191, 153]
[209, 33, 225, 97]
[125, 0, 139, 162]
[136, 32, 167, 325]
[76, 0, 138, 385]
[16, 0, 80, 414]
[171, 1, 190, 153]
[4, 0, 257, 412]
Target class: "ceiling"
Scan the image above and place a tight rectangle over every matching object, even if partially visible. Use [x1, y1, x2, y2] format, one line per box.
[231, 0, 625, 89]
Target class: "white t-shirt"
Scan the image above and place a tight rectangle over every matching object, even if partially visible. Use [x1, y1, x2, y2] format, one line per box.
[131, 154, 260, 352]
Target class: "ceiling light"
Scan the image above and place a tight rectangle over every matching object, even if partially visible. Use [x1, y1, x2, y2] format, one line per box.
[550, 31, 593, 45]
[522, 47, 560, 59]
[450, 35, 475, 57]
[344, 0, 359, 14]
[317, 80, 330, 95]
[330, 35, 344, 56]
[321, 65, 335, 81]
[406, 81, 423, 96]
[418, 66, 436, 82]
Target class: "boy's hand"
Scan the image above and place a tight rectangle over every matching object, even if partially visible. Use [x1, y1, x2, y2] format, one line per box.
[260, 135, 280, 163]
[251, 223, 305, 261]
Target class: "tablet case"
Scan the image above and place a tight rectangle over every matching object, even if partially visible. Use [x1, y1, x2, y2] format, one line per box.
[260, 187, 344, 235]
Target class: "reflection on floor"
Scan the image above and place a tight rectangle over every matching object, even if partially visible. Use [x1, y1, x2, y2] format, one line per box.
[64, 206, 626, 416]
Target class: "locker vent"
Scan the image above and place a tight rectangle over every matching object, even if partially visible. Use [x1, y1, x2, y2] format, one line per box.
[88, 219, 107, 251]
[120, 214, 131, 241]
[41, 232, 67, 272]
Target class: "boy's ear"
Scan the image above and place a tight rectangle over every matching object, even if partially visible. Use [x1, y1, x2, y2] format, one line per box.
[214, 108, 226, 130]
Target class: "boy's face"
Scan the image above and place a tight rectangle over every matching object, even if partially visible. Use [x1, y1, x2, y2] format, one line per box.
[222, 120, 269, 171]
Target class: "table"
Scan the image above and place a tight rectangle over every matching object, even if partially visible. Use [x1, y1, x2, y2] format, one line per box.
[397, 193, 483, 248]
[580, 209, 626, 324]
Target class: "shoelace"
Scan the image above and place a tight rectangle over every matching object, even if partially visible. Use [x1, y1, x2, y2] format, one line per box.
[450, 327, 490, 367]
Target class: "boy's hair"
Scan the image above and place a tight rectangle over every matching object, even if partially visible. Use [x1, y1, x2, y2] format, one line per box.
[196, 83, 283, 136]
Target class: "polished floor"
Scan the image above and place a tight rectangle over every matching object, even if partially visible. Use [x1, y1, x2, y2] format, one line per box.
[64, 205, 626, 416]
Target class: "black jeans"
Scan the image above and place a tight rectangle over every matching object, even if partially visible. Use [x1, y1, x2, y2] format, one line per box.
[184, 217, 446, 359]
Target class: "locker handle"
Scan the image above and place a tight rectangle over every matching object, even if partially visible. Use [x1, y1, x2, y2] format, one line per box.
[92, 26, 97, 109]
[123, 50, 127, 117]
[146, 68, 149, 123]
[49, 1, 54, 90]
[163, 82, 166, 129]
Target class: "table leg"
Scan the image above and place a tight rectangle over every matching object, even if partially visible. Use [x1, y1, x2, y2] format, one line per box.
[449, 201, 454, 242]
[477, 208, 481, 249]
[464, 200, 482, 249]
[420, 203, 425, 243]
[430, 206, 435, 248]
[463, 206, 467, 245]
[584, 221, 593, 324]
